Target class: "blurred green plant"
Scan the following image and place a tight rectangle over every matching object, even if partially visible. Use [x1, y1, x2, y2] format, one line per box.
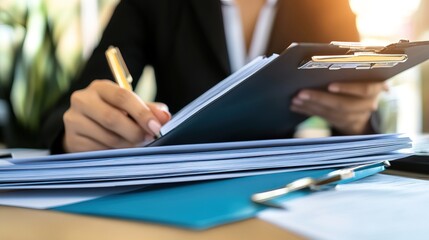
[0, 0, 72, 132]
[0, 0, 119, 147]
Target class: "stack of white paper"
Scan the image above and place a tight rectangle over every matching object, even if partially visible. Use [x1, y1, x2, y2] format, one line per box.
[0, 134, 411, 189]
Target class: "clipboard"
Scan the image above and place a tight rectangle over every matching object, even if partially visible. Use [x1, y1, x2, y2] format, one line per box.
[52, 162, 388, 229]
[149, 40, 429, 147]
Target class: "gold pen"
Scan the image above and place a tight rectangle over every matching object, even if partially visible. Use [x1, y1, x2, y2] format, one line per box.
[105, 46, 133, 91]
[105, 46, 161, 139]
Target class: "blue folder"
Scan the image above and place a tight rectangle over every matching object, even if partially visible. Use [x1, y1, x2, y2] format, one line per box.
[52, 169, 334, 230]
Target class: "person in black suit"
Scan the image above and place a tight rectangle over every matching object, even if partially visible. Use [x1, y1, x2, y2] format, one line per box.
[42, 0, 387, 153]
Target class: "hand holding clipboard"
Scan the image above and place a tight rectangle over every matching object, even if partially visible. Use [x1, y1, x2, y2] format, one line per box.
[151, 40, 429, 147]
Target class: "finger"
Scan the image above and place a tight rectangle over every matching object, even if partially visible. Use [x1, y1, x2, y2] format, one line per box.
[291, 101, 372, 134]
[135, 135, 156, 147]
[152, 102, 169, 112]
[328, 81, 388, 98]
[293, 89, 377, 113]
[64, 133, 109, 153]
[291, 98, 344, 124]
[70, 87, 149, 142]
[63, 110, 110, 152]
[65, 109, 137, 149]
[90, 80, 162, 136]
[147, 102, 171, 124]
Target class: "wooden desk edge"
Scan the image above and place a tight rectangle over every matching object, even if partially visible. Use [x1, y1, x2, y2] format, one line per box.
[0, 205, 304, 240]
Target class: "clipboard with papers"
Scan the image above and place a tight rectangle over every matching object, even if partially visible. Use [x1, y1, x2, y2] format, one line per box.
[150, 40, 429, 147]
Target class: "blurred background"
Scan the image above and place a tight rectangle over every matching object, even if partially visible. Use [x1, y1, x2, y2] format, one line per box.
[0, 0, 428, 148]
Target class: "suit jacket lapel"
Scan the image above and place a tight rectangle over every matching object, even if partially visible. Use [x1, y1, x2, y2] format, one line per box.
[189, 0, 231, 75]
[266, 0, 290, 55]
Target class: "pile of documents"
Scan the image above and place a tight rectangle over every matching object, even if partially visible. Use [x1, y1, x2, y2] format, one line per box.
[0, 134, 411, 190]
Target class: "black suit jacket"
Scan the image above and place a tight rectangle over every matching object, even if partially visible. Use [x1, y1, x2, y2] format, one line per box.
[42, 0, 359, 152]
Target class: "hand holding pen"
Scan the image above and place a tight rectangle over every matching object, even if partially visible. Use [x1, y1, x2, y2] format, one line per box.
[62, 46, 170, 153]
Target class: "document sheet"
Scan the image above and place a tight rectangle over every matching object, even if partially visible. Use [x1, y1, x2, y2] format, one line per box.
[258, 174, 429, 240]
[0, 186, 141, 209]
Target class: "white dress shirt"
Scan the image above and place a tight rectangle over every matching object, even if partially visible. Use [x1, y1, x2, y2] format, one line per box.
[221, 0, 278, 72]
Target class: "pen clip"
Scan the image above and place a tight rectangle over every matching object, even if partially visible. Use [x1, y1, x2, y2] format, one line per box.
[251, 161, 390, 209]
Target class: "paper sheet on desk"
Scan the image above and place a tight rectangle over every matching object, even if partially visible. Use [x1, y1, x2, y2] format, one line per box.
[0, 186, 141, 209]
[258, 174, 429, 240]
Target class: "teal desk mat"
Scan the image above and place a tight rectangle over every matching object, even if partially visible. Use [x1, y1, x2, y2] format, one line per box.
[53, 169, 333, 230]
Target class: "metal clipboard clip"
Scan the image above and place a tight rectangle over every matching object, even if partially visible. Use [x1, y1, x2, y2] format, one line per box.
[251, 161, 390, 209]
[298, 41, 408, 70]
